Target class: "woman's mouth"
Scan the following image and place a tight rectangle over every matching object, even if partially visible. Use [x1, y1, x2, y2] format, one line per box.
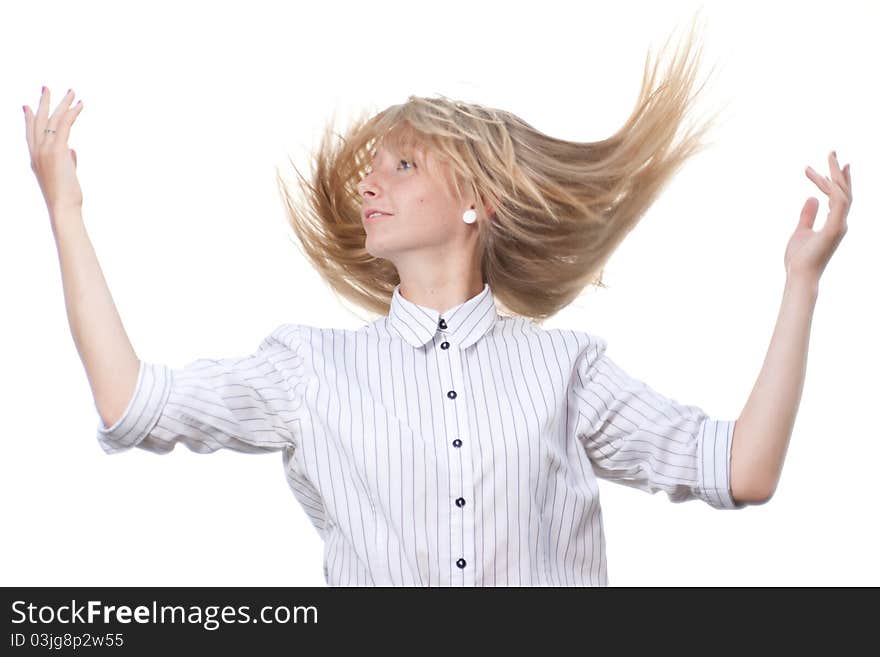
[365, 212, 393, 223]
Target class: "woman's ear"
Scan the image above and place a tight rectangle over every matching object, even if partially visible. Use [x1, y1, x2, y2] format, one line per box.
[473, 190, 494, 218]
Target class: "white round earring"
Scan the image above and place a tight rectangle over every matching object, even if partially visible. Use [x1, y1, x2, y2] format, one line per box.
[462, 209, 477, 224]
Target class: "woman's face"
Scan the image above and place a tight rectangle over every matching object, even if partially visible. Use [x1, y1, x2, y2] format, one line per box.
[357, 142, 470, 262]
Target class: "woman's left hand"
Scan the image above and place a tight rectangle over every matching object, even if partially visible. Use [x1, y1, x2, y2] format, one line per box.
[784, 150, 852, 284]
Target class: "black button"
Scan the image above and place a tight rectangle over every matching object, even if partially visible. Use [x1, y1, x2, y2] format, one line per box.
[456, 558, 466, 569]
[452, 438, 462, 448]
[447, 390, 457, 399]
[438, 318, 448, 329]
[441, 341, 450, 349]
[455, 497, 466, 508]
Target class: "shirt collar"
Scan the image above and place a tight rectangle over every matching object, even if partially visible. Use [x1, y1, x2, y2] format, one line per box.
[388, 282, 498, 350]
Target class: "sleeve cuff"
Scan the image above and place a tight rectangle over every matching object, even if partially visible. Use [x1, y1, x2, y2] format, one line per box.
[697, 418, 748, 510]
[96, 361, 173, 454]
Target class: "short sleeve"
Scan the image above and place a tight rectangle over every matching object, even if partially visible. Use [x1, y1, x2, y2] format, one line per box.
[571, 341, 746, 510]
[96, 326, 306, 456]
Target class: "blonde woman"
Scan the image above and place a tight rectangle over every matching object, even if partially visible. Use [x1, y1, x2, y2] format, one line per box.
[25, 21, 852, 586]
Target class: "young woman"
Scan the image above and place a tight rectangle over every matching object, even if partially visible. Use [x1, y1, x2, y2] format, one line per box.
[25, 23, 852, 587]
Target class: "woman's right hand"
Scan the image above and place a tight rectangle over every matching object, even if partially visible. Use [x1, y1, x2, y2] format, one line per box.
[24, 86, 85, 217]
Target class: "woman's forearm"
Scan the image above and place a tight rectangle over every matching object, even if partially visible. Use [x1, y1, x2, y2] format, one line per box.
[51, 207, 140, 429]
[730, 274, 819, 503]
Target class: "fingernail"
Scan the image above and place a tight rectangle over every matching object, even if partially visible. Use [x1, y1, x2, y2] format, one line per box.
[41, 86, 46, 94]
[832, 150, 837, 158]
[22, 105, 26, 114]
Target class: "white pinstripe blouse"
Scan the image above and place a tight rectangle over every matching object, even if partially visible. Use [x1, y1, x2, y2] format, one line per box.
[96, 282, 745, 586]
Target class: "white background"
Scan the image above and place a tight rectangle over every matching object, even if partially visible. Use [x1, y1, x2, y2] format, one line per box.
[2, 0, 877, 587]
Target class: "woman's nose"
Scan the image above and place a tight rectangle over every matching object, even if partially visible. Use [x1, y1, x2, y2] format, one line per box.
[358, 176, 379, 197]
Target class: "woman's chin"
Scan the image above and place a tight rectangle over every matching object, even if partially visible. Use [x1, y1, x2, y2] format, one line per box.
[364, 236, 393, 259]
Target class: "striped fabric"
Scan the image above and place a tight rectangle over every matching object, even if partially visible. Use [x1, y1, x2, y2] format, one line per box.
[97, 282, 745, 586]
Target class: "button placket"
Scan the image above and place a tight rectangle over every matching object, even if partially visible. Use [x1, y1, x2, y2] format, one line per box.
[435, 315, 464, 583]
[440, 316, 475, 585]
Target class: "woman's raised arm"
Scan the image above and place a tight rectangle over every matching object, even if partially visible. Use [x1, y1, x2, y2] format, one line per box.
[24, 86, 140, 430]
[53, 211, 140, 430]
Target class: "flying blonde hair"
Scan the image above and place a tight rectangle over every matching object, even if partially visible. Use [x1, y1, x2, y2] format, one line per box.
[275, 17, 725, 324]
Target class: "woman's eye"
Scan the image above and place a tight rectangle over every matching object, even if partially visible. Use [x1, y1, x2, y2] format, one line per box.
[363, 159, 414, 178]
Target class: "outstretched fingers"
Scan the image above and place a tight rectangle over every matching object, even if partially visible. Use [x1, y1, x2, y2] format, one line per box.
[804, 150, 852, 239]
[27, 87, 83, 150]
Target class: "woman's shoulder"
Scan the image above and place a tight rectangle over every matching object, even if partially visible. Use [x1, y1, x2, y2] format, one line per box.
[262, 321, 371, 350]
[498, 316, 608, 351]
[259, 322, 320, 353]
